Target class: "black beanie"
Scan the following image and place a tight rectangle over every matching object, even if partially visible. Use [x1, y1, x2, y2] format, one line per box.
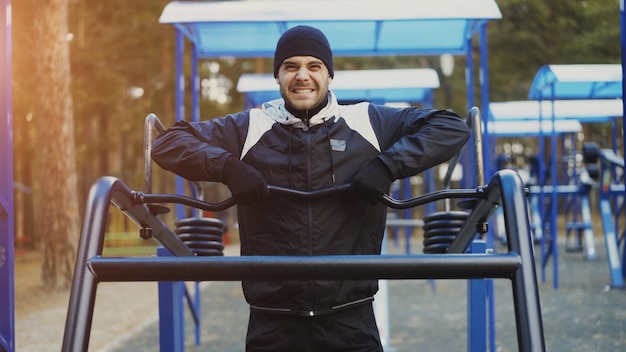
[273, 25, 334, 78]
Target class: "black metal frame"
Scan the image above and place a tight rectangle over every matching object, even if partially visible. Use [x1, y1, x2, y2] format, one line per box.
[62, 169, 545, 352]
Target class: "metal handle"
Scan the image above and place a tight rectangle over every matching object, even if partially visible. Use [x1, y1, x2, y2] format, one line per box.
[134, 183, 483, 212]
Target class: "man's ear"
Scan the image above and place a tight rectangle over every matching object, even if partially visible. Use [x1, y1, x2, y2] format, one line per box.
[275, 77, 280, 85]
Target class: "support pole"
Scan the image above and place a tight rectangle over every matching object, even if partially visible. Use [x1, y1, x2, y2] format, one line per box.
[0, 1, 14, 350]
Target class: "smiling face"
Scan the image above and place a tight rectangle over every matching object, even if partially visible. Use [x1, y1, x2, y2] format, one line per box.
[276, 56, 333, 111]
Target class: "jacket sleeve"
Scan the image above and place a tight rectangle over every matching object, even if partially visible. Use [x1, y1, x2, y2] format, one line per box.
[368, 104, 470, 179]
[150, 111, 250, 182]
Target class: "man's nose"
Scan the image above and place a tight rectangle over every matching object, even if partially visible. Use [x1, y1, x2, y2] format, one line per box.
[296, 67, 310, 80]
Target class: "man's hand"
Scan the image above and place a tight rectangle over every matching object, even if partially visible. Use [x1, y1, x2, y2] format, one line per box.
[223, 157, 269, 205]
[352, 158, 394, 205]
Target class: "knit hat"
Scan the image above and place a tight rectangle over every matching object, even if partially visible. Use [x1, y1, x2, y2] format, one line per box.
[273, 25, 334, 78]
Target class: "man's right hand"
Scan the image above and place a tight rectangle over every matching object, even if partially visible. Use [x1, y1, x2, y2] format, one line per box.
[222, 157, 269, 205]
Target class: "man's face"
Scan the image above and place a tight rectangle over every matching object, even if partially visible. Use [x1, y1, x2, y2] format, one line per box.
[276, 56, 332, 111]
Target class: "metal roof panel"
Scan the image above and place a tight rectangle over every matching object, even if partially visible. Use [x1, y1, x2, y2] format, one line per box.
[528, 64, 623, 99]
[159, 0, 501, 58]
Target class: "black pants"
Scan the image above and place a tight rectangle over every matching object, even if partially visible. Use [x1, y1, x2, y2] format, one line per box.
[246, 303, 383, 352]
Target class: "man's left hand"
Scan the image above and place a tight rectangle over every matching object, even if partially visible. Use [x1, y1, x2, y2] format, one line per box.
[352, 158, 394, 205]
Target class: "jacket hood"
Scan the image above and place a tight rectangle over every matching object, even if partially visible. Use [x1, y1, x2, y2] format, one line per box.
[261, 90, 340, 128]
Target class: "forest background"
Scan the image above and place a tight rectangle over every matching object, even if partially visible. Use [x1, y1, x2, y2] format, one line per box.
[10, 0, 623, 289]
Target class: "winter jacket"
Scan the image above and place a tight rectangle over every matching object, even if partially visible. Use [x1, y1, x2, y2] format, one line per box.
[151, 91, 470, 316]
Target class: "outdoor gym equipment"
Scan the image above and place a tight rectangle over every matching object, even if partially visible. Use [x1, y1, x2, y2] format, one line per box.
[524, 64, 624, 288]
[487, 97, 624, 288]
[62, 109, 546, 352]
[61, 169, 545, 352]
[597, 148, 625, 288]
[422, 106, 485, 255]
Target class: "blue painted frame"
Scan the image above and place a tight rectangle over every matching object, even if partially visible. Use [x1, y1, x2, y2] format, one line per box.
[0, 0, 14, 350]
[621, 2, 626, 208]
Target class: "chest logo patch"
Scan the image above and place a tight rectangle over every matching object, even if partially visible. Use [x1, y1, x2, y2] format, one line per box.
[330, 139, 346, 152]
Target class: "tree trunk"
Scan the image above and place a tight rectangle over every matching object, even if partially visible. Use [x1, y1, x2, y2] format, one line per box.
[33, 0, 80, 290]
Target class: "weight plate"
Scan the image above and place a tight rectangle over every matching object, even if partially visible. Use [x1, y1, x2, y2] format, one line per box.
[177, 233, 223, 242]
[423, 219, 467, 231]
[175, 226, 224, 236]
[422, 227, 461, 239]
[423, 211, 468, 222]
[192, 248, 224, 256]
[423, 243, 450, 254]
[183, 240, 225, 250]
[175, 217, 225, 228]
[423, 235, 457, 246]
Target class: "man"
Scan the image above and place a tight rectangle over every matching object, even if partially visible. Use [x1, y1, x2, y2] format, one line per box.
[152, 25, 470, 352]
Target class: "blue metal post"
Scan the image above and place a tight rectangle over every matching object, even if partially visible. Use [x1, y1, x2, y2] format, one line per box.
[621, 1, 626, 203]
[478, 30, 497, 351]
[191, 45, 199, 124]
[0, 0, 14, 350]
[165, 29, 204, 352]
[467, 240, 487, 352]
[160, 28, 187, 352]
[175, 29, 186, 218]
[479, 23, 491, 183]
[463, 36, 475, 189]
[549, 94, 559, 289]
[158, 247, 185, 352]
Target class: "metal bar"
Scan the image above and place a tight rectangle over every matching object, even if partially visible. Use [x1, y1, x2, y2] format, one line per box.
[63, 178, 116, 352]
[136, 185, 481, 212]
[105, 178, 192, 256]
[471, 106, 485, 187]
[87, 254, 521, 282]
[448, 184, 495, 254]
[497, 170, 546, 352]
[62, 177, 192, 352]
[143, 113, 165, 194]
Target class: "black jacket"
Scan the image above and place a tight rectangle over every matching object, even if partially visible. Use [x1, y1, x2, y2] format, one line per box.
[151, 92, 470, 316]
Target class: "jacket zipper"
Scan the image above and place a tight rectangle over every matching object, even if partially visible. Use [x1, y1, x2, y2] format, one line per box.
[305, 113, 315, 313]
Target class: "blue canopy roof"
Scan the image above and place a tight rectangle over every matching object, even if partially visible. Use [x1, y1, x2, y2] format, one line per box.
[528, 64, 623, 100]
[236, 68, 440, 106]
[486, 120, 583, 137]
[488, 99, 624, 123]
[159, 0, 502, 58]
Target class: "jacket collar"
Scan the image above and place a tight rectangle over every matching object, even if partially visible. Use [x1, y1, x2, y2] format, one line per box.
[262, 90, 339, 129]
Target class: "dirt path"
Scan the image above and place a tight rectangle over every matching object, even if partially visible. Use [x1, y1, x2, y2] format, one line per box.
[14, 244, 240, 352]
[15, 250, 163, 352]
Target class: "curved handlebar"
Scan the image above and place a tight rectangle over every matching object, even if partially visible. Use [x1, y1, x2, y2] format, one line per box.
[133, 184, 484, 212]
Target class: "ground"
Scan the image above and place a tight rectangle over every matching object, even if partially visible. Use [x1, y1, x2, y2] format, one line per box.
[12, 231, 626, 351]
[14, 249, 161, 352]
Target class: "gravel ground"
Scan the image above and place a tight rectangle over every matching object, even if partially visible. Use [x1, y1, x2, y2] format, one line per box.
[108, 236, 626, 352]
